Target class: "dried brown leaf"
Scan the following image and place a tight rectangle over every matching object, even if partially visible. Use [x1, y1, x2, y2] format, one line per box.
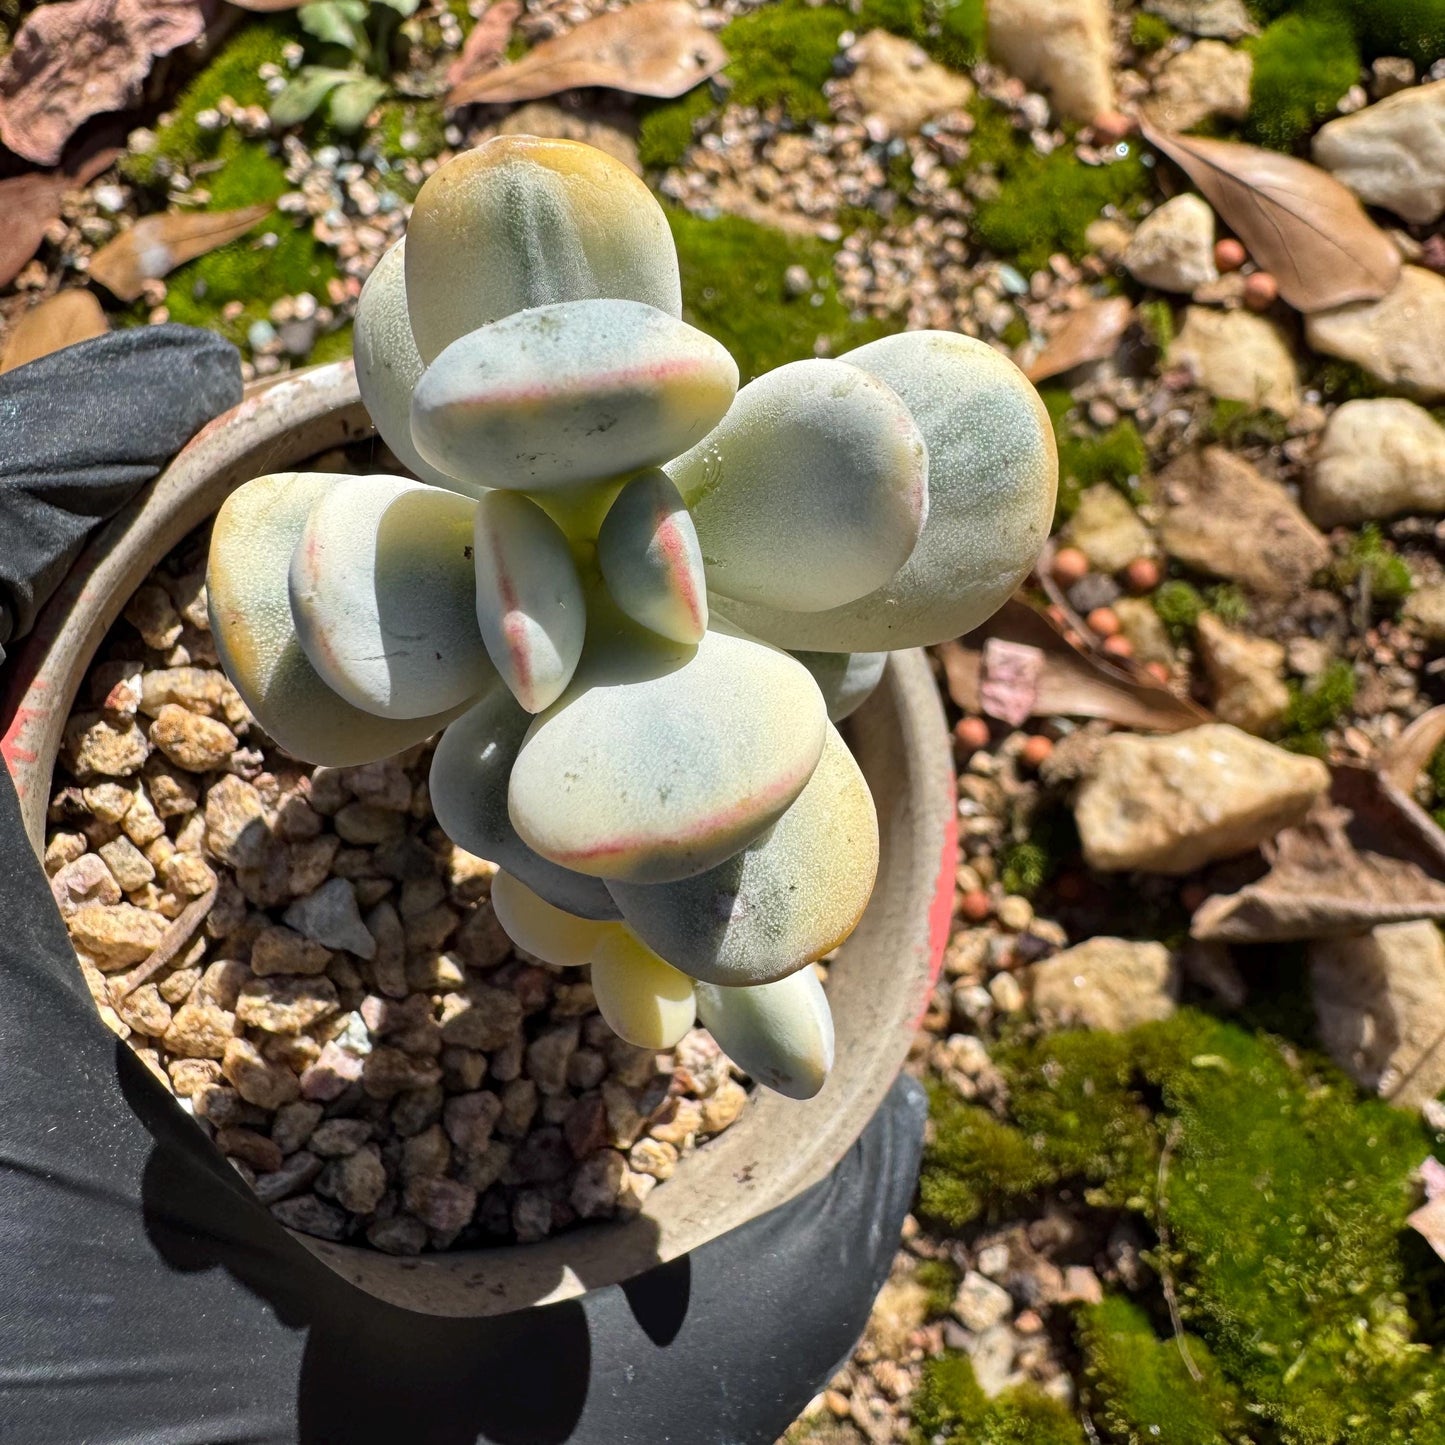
[446, 0, 726, 108]
[447, 0, 523, 88]
[1024, 297, 1133, 382]
[1141, 121, 1402, 313]
[1192, 758, 1445, 943]
[1381, 704, 1445, 795]
[0, 142, 120, 289]
[0, 289, 108, 373]
[937, 598, 1208, 732]
[88, 204, 272, 302]
[0, 0, 214, 167]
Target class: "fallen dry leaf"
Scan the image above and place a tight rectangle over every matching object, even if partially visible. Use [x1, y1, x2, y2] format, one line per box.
[0, 141, 121, 289]
[1024, 297, 1133, 383]
[447, 0, 522, 88]
[1381, 704, 1445, 795]
[937, 599, 1208, 732]
[1192, 753, 1445, 943]
[0, 0, 215, 167]
[88, 204, 272, 302]
[0, 289, 108, 373]
[446, 0, 726, 108]
[1141, 121, 1401, 313]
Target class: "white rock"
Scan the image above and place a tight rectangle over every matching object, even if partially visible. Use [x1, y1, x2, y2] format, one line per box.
[1143, 0, 1255, 38]
[847, 30, 973, 135]
[1305, 397, 1445, 526]
[1064, 484, 1154, 572]
[953, 1271, 1013, 1332]
[1305, 267, 1445, 403]
[987, 0, 1113, 123]
[1028, 937, 1177, 1031]
[1169, 307, 1300, 418]
[1124, 194, 1220, 294]
[1311, 921, 1445, 1109]
[1195, 612, 1289, 736]
[1312, 80, 1445, 224]
[1144, 41, 1253, 133]
[1074, 724, 1330, 874]
[1404, 585, 1445, 646]
[283, 878, 377, 960]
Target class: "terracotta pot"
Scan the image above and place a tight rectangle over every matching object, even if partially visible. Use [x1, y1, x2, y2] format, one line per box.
[0, 361, 957, 1318]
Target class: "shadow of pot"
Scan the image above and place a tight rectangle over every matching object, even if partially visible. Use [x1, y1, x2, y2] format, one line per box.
[0, 359, 957, 1318]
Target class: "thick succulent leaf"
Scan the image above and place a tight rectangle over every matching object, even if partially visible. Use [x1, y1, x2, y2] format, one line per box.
[590, 928, 697, 1049]
[607, 722, 877, 985]
[208, 472, 469, 766]
[472, 491, 587, 713]
[428, 687, 621, 919]
[353, 239, 474, 494]
[490, 868, 619, 965]
[596, 468, 707, 643]
[791, 649, 888, 722]
[404, 135, 682, 363]
[667, 359, 927, 613]
[288, 474, 494, 720]
[715, 333, 1057, 652]
[411, 299, 738, 492]
[695, 968, 834, 1100]
[509, 610, 828, 883]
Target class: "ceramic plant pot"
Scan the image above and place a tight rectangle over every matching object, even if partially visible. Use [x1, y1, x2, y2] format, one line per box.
[0, 360, 957, 1317]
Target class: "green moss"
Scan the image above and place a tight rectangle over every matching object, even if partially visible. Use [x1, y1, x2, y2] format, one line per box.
[1204, 582, 1250, 627]
[1137, 297, 1175, 352]
[1046, 403, 1150, 521]
[121, 19, 295, 187]
[1334, 524, 1415, 606]
[666, 205, 899, 381]
[1312, 357, 1387, 405]
[1245, 13, 1360, 151]
[1152, 579, 1205, 642]
[1248, 0, 1445, 68]
[1207, 398, 1291, 448]
[919, 1082, 1055, 1230]
[309, 322, 354, 365]
[369, 98, 446, 163]
[1131, 10, 1177, 50]
[928, 0, 988, 67]
[720, 0, 848, 122]
[1279, 657, 1356, 754]
[925, 1011, 1445, 1443]
[914, 1258, 962, 1318]
[965, 98, 1152, 273]
[637, 86, 719, 170]
[912, 1355, 1088, 1445]
[1079, 1296, 1245, 1445]
[999, 840, 1048, 899]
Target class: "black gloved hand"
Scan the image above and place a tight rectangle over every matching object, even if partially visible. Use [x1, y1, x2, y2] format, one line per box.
[0, 330, 925, 1445]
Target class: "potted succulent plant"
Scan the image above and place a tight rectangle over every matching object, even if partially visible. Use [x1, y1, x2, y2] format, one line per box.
[0, 135, 1055, 1314]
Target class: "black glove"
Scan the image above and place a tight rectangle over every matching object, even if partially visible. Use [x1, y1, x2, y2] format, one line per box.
[0, 331, 925, 1444]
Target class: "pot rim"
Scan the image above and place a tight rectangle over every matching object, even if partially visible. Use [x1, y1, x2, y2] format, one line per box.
[0, 360, 956, 1317]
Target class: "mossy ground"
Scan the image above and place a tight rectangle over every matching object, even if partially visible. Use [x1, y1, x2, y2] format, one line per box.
[920, 1010, 1445, 1445]
[666, 205, 900, 381]
[1040, 389, 1149, 522]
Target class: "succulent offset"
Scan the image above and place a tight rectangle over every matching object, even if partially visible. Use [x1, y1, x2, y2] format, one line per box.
[207, 136, 1057, 1101]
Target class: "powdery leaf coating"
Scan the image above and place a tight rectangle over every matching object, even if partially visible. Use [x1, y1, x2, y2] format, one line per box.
[715, 333, 1057, 652]
[472, 491, 587, 713]
[428, 687, 621, 920]
[667, 358, 927, 613]
[208, 472, 471, 767]
[509, 615, 828, 883]
[404, 134, 682, 363]
[489, 869, 619, 966]
[596, 468, 707, 643]
[590, 928, 697, 1049]
[353, 239, 473, 494]
[694, 967, 834, 1100]
[607, 722, 878, 985]
[791, 649, 887, 722]
[289, 474, 494, 721]
[411, 299, 738, 492]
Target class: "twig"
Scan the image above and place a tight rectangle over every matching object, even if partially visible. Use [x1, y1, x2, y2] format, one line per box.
[109, 880, 218, 1002]
[1157, 1117, 1203, 1384]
